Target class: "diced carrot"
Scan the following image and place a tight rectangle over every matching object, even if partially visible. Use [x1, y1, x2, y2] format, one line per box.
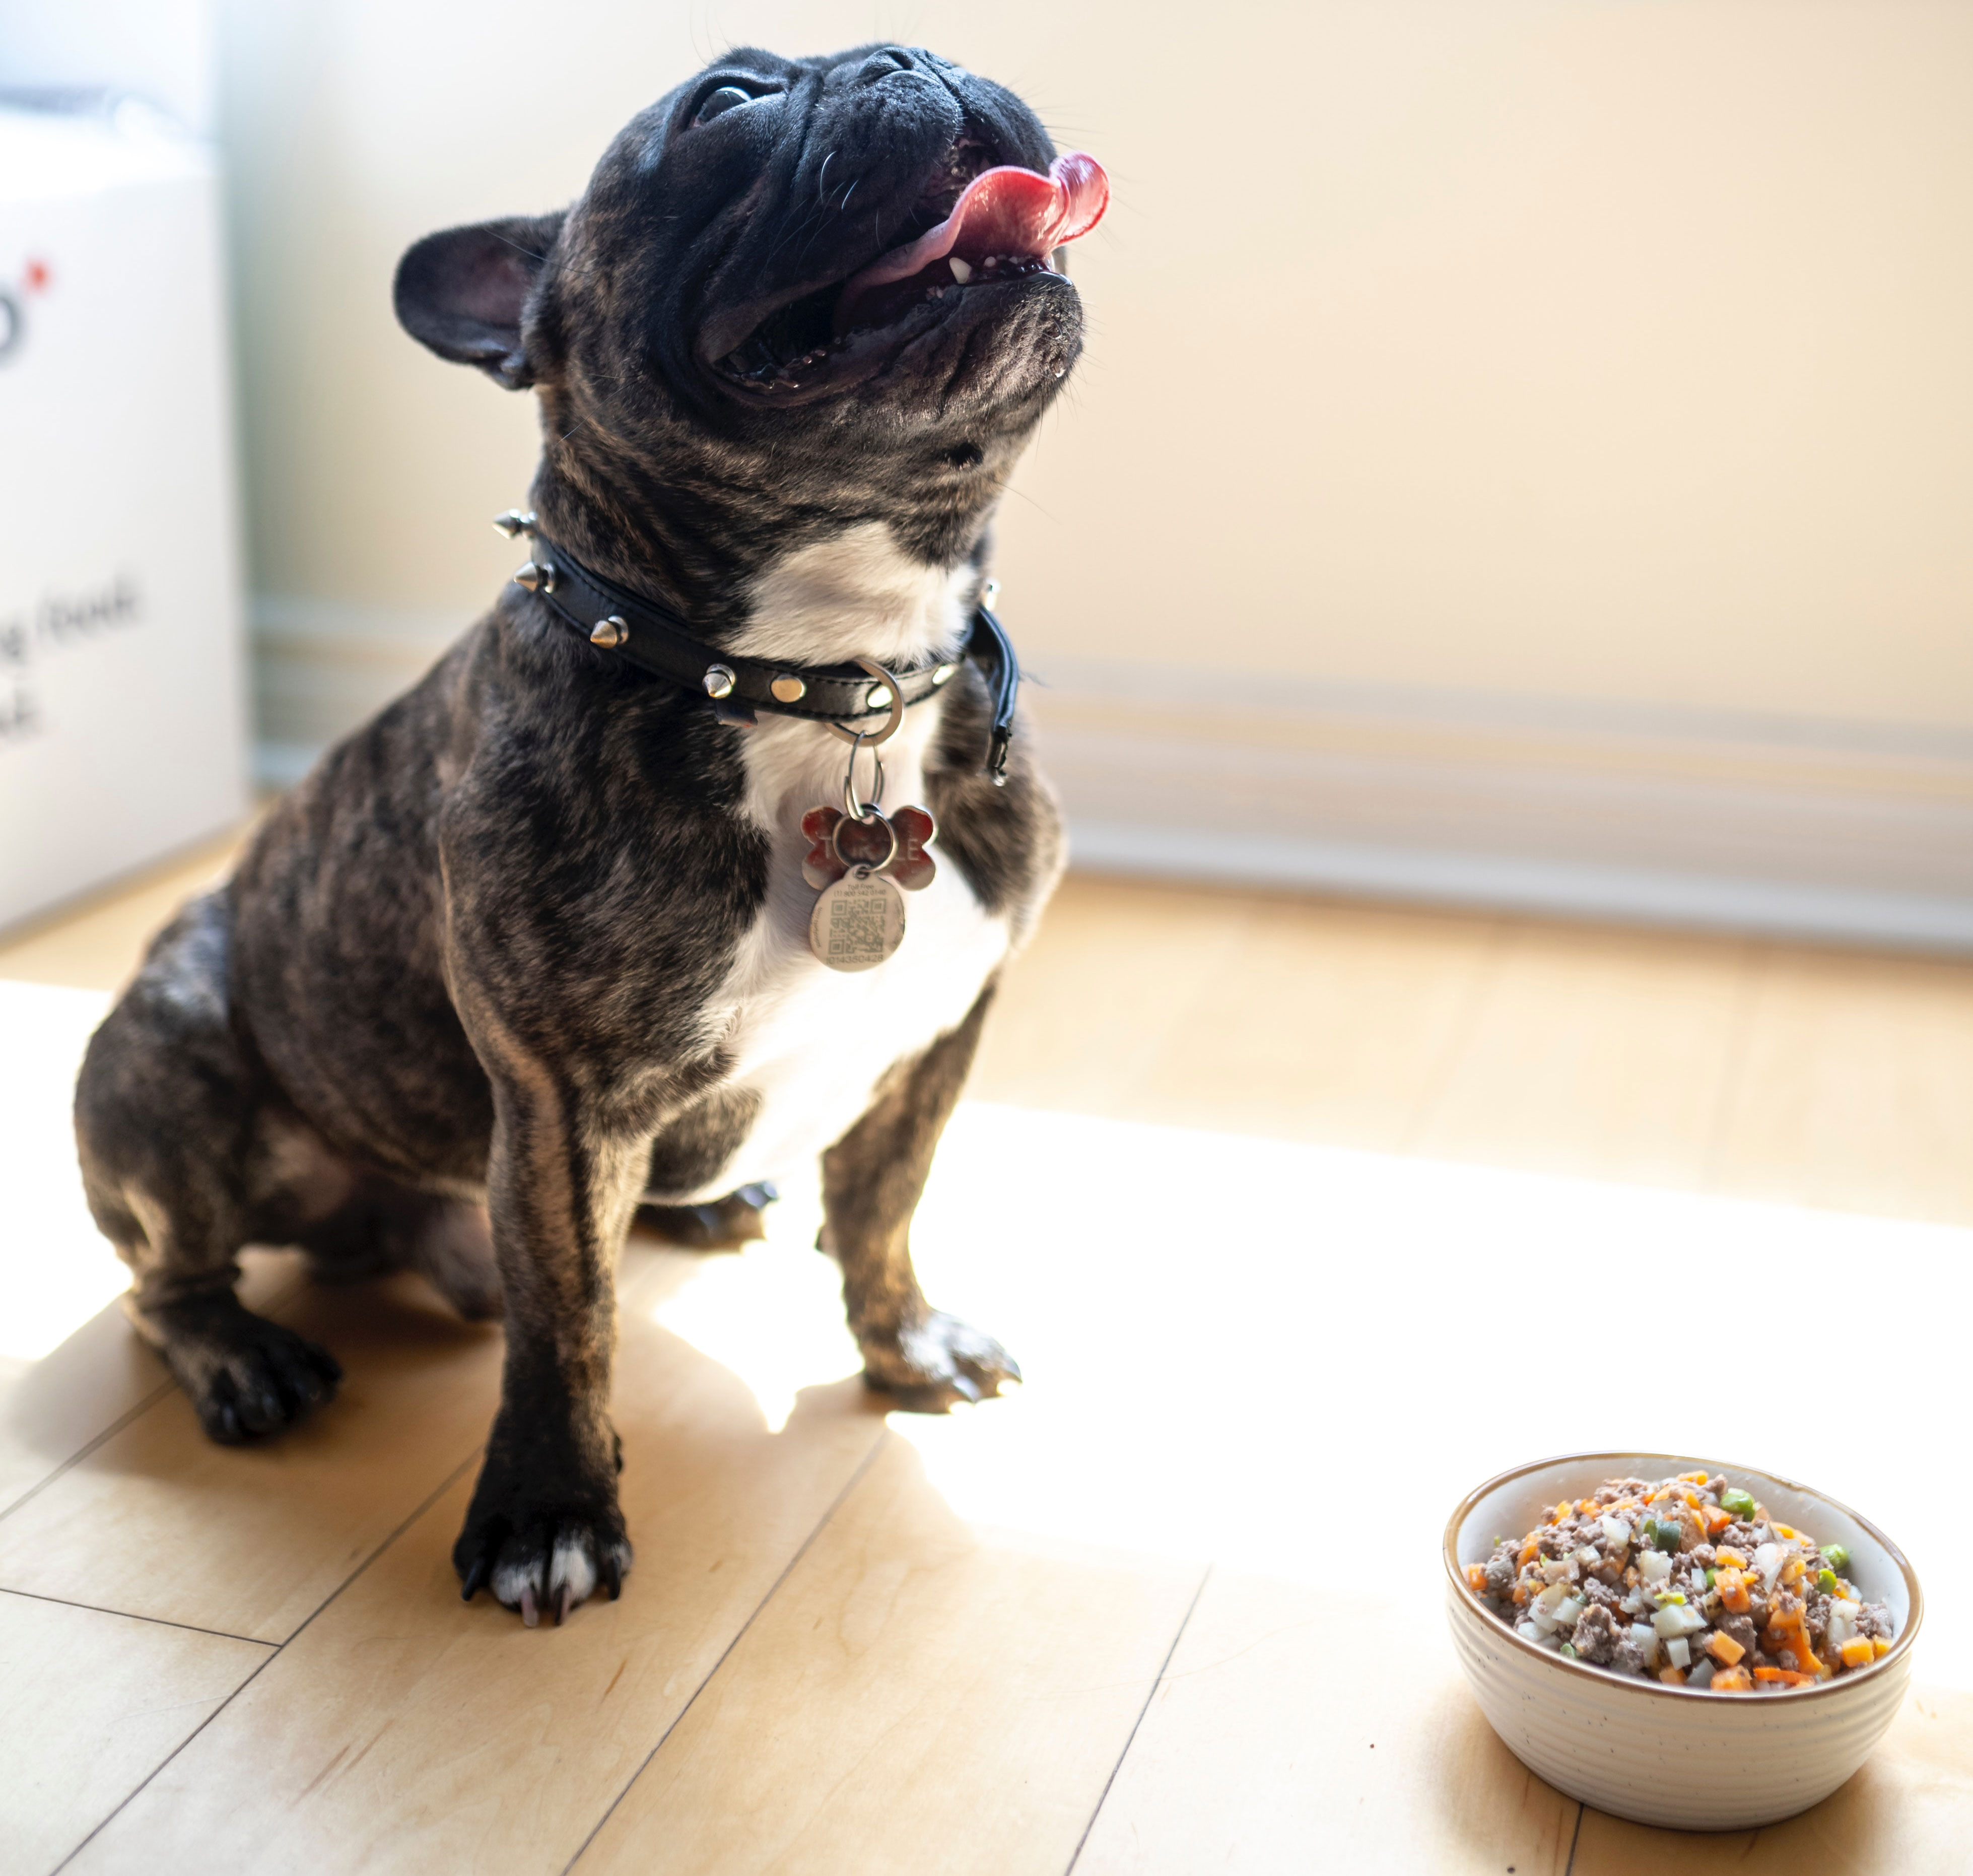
[1679, 1470, 1709, 1485]
[1519, 1540, 1541, 1568]
[1715, 1548, 1748, 1569]
[1711, 1666, 1753, 1693]
[1703, 1505, 1733, 1537]
[1658, 1666, 1687, 1686]
[1466, 1564, 1489, 1594]
[1765, 1610, 1827, 1679]
[1839, 1637, 1874, 1669]
[1752, 1666, 1816, 1687]
[1874, 1638, 1893, 1659]
[1550, 1501, 1574, 1523]
[1717, 1567, 1752, 1613]
[1704, 1631, 1746, 1667]
[1775, 1524, 1797, 1540]
[1781, 1555, 1805, 1587]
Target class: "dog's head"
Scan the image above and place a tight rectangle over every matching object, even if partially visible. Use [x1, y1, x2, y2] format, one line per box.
[394, 46, 1106, 575]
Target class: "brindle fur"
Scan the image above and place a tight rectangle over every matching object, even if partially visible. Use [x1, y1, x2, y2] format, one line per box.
[73, 44, 1071, 1622]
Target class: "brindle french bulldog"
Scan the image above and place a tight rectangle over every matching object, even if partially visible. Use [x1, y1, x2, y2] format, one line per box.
[73, 45, 1107, 1624]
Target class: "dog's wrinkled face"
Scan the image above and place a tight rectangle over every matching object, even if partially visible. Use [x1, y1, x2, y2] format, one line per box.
[395, 46, 1104, 568]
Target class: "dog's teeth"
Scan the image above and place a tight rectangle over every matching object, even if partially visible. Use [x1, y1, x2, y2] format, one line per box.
[948, 257, 972, 284]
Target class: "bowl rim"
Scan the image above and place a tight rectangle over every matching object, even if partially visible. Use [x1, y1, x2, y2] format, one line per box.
[1442, 1449, 1925, 1704]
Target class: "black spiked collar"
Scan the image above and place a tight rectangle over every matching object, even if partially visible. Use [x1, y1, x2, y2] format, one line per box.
[495, 512, 1021, 783]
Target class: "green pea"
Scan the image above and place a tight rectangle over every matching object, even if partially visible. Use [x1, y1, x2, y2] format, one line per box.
[1823, 1545, 1851, 1574]
[1817, 1569, 1840, 1593]
[1559, 1642, 1579, 1659]
[1705, 1569, 1719, 1588]
[1720, 1489, 1756, 1519]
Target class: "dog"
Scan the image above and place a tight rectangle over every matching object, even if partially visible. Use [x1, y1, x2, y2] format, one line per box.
[73, 44, 1106, 1624]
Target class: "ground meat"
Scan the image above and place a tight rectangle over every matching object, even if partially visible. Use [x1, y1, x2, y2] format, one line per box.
[1718, 1614, 1758, 1660]
[1692, 1544, 1716, 1568]
[1537, 1526, 1572, 1559]
[1773, 1646, 1800, 1670]
[1806, 1592, 1831, 1647]
[1613, 1640, 1647, 1675]
[1705, 1475, 1729, 1497]
[1858, 1603, 1894, 1640]
[1721, 1521, 1760, 1551]
[1572, 1604, 1621, 1665]
[1747, 1592, 1769, 1628]
[1584, 1579, 1620, 1610]
[1484, 1554, 1515, 1594]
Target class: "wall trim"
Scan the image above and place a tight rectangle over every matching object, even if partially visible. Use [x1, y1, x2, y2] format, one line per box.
[250, 599, 1973, 952]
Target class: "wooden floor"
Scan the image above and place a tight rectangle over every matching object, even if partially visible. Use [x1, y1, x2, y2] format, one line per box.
[3, 836, 1972, 1873]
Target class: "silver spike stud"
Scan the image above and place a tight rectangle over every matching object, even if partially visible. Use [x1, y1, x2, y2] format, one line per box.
[770, 675, 807, 703]
[703, 664, 737, 700]
[590, 615, 628, 649]
[492, 508, 536, 539]
[512, 562, 541, 591]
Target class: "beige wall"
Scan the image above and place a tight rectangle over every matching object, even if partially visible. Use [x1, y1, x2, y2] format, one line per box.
[220, 2, 1973, 940]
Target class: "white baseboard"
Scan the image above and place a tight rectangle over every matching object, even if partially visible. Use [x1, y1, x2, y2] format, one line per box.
[249, 600, 1973, 952]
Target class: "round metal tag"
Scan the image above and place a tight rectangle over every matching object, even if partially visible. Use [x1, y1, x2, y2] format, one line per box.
[808, 868, 906, 972]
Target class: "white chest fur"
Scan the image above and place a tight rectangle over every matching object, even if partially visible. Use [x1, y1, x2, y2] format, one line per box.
[664, 526, 1009, 1201]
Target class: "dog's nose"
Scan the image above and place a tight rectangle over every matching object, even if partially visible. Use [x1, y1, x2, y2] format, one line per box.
[855, 48, 915, 84]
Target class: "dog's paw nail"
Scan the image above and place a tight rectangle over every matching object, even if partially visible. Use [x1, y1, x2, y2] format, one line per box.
[951, 1373, 982, 1403]
[459, 1556, 490, 1602]
[521, 1584, 540, 1629]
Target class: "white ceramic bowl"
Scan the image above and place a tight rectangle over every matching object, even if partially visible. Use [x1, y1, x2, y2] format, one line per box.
[1444, 1452, 1922, 1831]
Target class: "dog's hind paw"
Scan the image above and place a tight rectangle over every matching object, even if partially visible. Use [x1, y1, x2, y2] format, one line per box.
[454, 1496, 632, 1625]
[859, 1310, 1020, 1412]
[147, 1297, 344, 1445]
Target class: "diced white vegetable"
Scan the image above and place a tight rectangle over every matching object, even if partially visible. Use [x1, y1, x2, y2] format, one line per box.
[1516, 1620, 1541, 1641]
[1827, 1599, 1859, 1650]
[1601, 1515, 1633, 1548]
[1640, 1550, 1672, 1584]
[1753, 1543, 1784, 1593]
[1620, 1591, 1647, 1616]
[1652, 1603, 1707, 1638]
[1689, 1659, 1716, 1689]
[1574, 1546, 1601, 1570]
[1554, 1596, 1586, 1630]
[1665, 1637, 1691, 1668]
[1629, 1621, 1661, 1667]
[1541, 1558, 1574, 1584]
[1536, 1584, 1567, 1614]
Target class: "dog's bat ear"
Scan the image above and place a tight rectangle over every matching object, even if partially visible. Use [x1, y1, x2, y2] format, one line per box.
[393, 211, 565, 388]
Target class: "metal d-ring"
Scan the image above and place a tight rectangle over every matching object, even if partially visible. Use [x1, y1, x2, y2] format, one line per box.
[840, 730, 887, 821]
[831, 801, 899, 875]
[825, 657, 905, 748]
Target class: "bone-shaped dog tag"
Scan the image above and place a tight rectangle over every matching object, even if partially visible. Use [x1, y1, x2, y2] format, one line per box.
[809, 867, 906, 972]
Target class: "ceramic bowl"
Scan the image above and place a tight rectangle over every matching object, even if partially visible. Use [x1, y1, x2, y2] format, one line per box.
[1444, 1452, 1922, 1831]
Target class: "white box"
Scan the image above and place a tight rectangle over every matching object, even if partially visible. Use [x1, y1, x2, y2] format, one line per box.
[0, 104, 249, 931]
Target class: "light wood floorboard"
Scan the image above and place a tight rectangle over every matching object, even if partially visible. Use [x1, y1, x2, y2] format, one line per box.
[0, 1588, 270, 1872]
[572, 1433, 1204, 1876]
[62, 1252, 886, 1875]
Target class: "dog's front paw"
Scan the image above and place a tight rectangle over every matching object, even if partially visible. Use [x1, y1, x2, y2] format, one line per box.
[860, 1310, 1021, 1411]
[453, 1454, 632, 1626]
[146, 1296, 344, 1444]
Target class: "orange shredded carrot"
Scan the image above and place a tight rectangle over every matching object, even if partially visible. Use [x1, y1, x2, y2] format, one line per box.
[1704, 1631, 1746, 1667]
[1465, 1564, 1489, 1595]
[1519, 1540, 1541, 1568]
[1678, 1470, 1709, 1485]
[1717, 1567, 1751, 1614]
[1702, 1505, 1733, 1537]
[1873, 1638, 1892, 1659]
[1711, 1666, 1753, 1693]
[1657, 1665, 1687, 1686]
[1715, 1548, 1747, 1569]
[1774, 1524, 1797, 1540]
[1839, 1637, 1874, 1669]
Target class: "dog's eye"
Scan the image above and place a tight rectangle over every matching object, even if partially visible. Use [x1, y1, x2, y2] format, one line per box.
[694, 85, 760, 126]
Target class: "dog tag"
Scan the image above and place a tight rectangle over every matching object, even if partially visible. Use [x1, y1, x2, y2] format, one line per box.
[809, 867, 906, 972]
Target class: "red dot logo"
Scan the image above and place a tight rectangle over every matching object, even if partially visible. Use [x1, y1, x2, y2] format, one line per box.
[22, 259, 50, 293]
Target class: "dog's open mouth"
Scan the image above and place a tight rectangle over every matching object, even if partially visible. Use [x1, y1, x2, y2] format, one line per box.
[710, 145, 1108, 394]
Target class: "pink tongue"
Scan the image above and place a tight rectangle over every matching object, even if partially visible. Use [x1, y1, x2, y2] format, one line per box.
[842, 152, 1109, 300]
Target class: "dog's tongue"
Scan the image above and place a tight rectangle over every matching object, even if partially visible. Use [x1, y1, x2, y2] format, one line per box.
[835, 152, 1108, 332]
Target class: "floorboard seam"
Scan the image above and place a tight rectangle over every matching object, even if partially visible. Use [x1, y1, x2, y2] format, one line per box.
[1063, 1561, 1213, 1875]
[558, 1424, 894, 1875]
[0, 1379, 175, 1526]
[49, 1447, 483, 1874]
[1562, 1802, 1584, 1875]
[0, 1584, 273, 1648]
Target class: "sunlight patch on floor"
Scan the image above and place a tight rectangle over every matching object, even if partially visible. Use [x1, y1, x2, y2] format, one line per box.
[0, 982, 128, 1362]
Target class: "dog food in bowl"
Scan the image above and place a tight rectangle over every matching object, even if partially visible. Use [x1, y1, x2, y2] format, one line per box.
[1463, 1470, 1896, 1691]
